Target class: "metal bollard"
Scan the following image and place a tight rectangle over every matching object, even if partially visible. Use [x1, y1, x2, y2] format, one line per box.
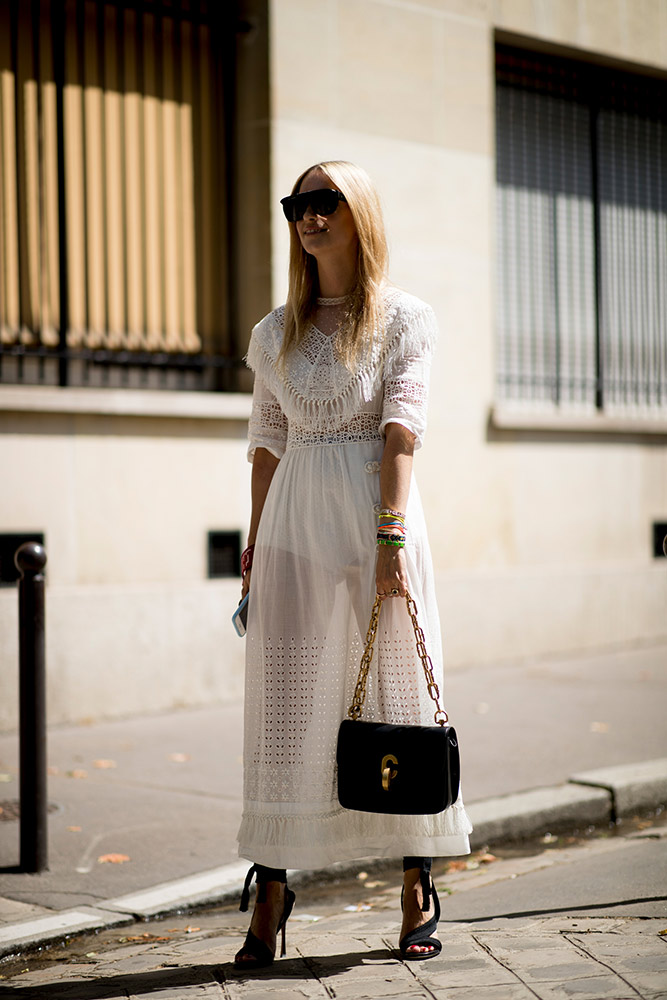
[15, 542, 48, 873]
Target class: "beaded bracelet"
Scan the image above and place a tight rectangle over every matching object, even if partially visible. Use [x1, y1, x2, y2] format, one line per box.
[379, 507, 405, 519]
[377, 534, 406, 543]
[377, 538, 406, 547]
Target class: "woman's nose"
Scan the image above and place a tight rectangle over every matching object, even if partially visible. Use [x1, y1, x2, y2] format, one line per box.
[302, 200, 317, 220]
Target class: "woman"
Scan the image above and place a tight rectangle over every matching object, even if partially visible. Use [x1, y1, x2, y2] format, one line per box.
[235, 161, 472, 968]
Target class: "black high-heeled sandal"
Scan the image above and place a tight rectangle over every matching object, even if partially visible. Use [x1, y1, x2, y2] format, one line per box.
[234, 864, 296, 969]
[399, 868, 442, 961]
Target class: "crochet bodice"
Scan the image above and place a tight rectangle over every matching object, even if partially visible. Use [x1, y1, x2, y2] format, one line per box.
[246, 287, 438, 456]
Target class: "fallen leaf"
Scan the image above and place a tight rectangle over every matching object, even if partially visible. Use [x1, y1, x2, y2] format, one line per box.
[364, 880, 386, 889]
[478, 853, 498, 864]
[168, 753, 191, 763]
[93, 759, 117, 769]
[67, 826, 82, 833]
[357, 871, 368, 880]
[446, 860, 468, 872]
[344, 903, 371, 912]
[85, 952, 99, 958]
[123, 933, 171, 942]
[659, 929, 667, 936]
[541, 833, 558, 844]
[465, 860, 480, 870]
[590, 721, 609, 734]
[67, 769, 88, 779]
[184, 926, 200, 933]
[98, 853, 130, 864]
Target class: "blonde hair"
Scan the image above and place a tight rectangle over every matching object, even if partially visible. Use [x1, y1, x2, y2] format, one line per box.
[279, 161, 389, 369]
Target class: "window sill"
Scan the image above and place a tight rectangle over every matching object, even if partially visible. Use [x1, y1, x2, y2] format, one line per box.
[0, 385, 252, 421]
[490, 403, 667, 437]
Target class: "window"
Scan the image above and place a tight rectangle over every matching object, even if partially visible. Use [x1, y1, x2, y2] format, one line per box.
[0, 0, 243, 392]
[495, 44, 667, 415]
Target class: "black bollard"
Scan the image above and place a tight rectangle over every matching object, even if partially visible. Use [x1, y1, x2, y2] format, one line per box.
[15, 542, 48, 873]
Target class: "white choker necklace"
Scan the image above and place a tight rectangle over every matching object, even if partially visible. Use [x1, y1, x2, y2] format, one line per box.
[316, 294, 351, 306]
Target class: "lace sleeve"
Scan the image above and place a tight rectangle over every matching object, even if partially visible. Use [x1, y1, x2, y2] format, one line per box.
[379, 302, 437, 449]
[247, 373, 288, 463]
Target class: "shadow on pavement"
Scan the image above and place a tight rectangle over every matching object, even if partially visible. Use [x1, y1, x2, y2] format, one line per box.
[441, 893, 667, 923]
[0, 949, 393, 997]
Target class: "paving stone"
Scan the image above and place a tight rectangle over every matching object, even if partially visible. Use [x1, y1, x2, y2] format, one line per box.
[416, 957, 518, 988]
[474, 934, 605, 981]
[535, 977, 635, 999]
[567, 930, 667, 993]
[128, 986, 223, 999]
[428, 986, 538, 999]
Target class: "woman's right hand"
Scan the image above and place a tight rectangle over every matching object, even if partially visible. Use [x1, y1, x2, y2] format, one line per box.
[241, 569, 251, 599]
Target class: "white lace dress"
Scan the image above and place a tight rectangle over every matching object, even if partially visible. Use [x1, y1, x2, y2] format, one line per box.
[237, 287, 472, 870]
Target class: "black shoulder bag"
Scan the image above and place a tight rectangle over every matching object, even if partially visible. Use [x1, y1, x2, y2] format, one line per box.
[336, 592, 460, 815]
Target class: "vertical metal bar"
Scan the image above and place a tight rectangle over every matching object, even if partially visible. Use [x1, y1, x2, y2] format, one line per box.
[16, 542, 48, 874]
[220, 0, 237, 390]
[97, 0, 109, 369]
[32, 0, 44, 368]
[589, 95, 603, 410]
[53, 0, 69, 386]
[10, 0, 26, 367]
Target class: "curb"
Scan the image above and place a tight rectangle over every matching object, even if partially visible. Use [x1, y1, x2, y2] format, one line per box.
[1, 757, 665, 960]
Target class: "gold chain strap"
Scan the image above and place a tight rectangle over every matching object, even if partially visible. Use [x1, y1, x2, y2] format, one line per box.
[347, 591, 449, 727]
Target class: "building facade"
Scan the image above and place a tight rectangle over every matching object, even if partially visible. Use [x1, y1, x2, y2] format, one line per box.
[1, 0, 666, 730]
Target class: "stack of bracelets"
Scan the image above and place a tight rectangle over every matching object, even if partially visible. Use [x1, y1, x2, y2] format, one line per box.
[376, 508, 407, 547]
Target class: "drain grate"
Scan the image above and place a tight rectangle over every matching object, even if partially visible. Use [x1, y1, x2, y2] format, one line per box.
[0, 800, 59, 822]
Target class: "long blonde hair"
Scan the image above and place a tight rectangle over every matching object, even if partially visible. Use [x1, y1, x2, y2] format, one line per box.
[279, 161, 389, 369]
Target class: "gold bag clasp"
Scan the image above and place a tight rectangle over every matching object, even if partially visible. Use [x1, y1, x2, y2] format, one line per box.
[381, 753, 398, 791]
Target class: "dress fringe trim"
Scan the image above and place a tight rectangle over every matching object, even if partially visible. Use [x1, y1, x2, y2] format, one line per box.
[246, 289, 438, 435]
[237, 796, 473, 870]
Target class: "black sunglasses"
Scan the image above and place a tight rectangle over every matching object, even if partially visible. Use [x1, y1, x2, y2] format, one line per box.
[280, 188, 347, 222]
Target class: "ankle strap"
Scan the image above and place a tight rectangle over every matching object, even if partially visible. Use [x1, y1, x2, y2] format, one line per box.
[419, 868, 432, 912]
[239, 864, 288, 912]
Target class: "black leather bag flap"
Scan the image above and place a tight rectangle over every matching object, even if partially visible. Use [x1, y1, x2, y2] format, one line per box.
[336, 718, 460, 815]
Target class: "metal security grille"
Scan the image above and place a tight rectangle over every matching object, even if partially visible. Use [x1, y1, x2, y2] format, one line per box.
[495, 45, 667, 413]
[0, 0, 243, 391]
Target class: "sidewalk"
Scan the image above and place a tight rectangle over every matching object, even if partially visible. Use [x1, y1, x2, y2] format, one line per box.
[0, 641, 666, 960]
[1, 818, 665, 997]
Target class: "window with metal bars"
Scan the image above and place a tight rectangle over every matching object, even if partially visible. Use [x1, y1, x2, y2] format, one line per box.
[495, 44, 667, 414]
[0, 0, 244, 392]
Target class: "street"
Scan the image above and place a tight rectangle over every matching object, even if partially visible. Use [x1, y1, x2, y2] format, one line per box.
[1, 814, 665, 999]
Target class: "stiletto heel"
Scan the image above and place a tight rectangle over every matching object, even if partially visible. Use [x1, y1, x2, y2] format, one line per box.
[234, 866, 296, 969]
[399, 873, 442, 961]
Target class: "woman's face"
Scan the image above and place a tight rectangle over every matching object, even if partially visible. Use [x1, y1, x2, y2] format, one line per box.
[295, 169, 358, 266]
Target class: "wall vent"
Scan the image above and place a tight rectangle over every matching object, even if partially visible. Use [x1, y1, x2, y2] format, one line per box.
[653, 522, 667, 559]
[208, 531, 241, 578]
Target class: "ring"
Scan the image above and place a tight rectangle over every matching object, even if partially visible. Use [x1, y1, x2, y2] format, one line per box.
[391, 588, 399, 595]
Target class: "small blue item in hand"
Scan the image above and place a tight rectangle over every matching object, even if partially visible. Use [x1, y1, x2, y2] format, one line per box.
[232, 592, 249, 637]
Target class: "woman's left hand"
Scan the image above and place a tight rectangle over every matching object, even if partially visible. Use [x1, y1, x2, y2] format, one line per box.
[375, 545, 408, 600]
